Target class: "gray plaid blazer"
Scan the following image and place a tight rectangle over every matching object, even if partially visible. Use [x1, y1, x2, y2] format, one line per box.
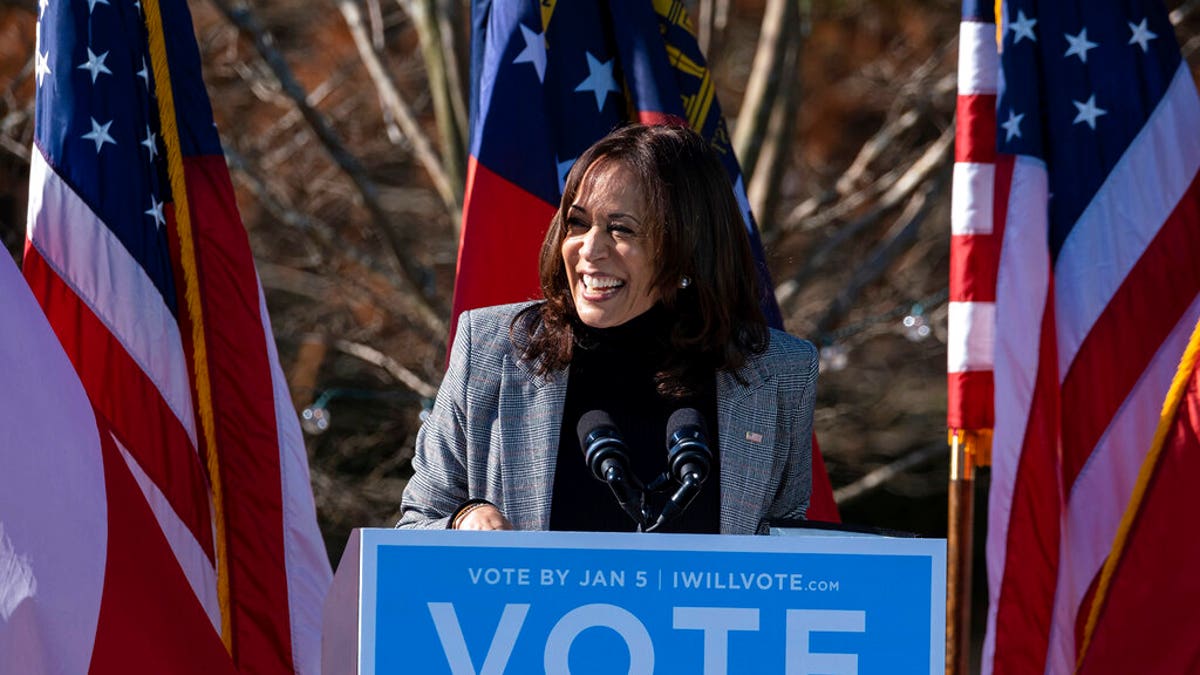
[397, 302, 817, 534]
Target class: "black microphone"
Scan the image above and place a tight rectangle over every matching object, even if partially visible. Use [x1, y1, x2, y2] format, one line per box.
[647, 408, 712, 531]
[577, 410, 646, 528]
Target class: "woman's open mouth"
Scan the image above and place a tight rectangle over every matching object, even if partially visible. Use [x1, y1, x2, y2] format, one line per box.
[580, 273, 625, 301]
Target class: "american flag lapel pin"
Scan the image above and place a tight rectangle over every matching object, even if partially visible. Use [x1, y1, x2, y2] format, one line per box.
[744, 431, 763, 444]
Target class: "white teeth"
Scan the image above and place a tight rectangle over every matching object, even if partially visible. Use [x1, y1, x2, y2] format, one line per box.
[583, 274, 624, 290]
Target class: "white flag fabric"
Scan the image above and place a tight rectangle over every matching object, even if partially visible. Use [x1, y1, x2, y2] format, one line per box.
[0, 251, 107, 673]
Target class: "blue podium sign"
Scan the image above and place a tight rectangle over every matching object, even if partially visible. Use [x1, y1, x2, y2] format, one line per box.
[344, 530, 945, 674]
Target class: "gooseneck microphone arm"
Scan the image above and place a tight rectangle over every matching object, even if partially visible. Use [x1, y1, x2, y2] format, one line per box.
[577, 410, 647, 529]
[645, 407, 712, 532]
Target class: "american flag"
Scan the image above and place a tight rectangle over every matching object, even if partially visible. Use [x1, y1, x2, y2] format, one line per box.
[457, 0, 839, 521]
[12, 0, 330, 671]
[952, 0, 1200, 672]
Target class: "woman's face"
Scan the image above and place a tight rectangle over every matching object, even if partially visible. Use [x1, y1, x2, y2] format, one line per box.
[561, 160, 661, 328]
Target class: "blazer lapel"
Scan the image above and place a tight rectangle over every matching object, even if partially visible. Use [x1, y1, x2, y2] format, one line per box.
[496, 344, 567, 531]
[716, 353, 778, 534]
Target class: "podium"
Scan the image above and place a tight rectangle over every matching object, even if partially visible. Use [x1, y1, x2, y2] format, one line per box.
[323, 529, 945, 674]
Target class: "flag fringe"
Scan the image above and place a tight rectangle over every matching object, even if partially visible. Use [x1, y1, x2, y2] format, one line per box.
[994, 0, 1004, 46]
[1077, 312, 1200, 668]
[141, 0, 232, 650]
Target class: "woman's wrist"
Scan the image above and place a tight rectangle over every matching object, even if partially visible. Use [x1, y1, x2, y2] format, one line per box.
[449, 498, 494, 529]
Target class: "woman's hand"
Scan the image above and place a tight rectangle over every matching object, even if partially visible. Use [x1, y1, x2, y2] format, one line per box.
[455, 503, 514, 530]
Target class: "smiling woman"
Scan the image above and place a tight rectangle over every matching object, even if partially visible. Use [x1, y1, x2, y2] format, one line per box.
[562, 160, 659, 329]
[398, 124, 818, 535]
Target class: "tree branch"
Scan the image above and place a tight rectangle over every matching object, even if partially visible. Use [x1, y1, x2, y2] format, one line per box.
[438, 0, 469, 136]
[0, 128, 30, 163]
[746, 21, 801, 233]
[782, 41, 955, 229]
[401, 0, 467, 214]
[339, 0, 462, 223]
[776, 125, 954, 313]
[732, 0, 798, 182]
[208, 0, 446, 334]
[833, 442, 945, 506]
[1171, 0, 1200, 24]
[835, 109, 919, 195]
[697, 0, 715, 54]
[812, 177, 941, 335]
[334, 339, 439, 399]
[780, 119, 952, 235]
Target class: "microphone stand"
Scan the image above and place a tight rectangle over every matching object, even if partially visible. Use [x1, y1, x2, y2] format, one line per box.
[643, 471, 703, 532]
[596, 458, 650, 530]
[645, 408, 713, 532]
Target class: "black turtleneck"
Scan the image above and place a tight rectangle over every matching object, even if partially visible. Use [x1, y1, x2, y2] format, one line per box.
[549, 305, 721, 533]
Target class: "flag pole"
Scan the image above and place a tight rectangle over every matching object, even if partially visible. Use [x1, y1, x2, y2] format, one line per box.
[947, 431, 986, 675]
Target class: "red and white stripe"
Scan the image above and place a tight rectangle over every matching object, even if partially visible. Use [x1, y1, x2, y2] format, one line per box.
[1075, 313, 1200, 673]
[25, 149, 217, 601]
[979, 45, 1200, 675]
[2, 248, 235, 675]
[15, 144, 330, 671]
[949, 17, 1003, 433]
[1042, 62, 1200, 674]
[183, 154, 331, 674]
[984, 154, 1057, 675]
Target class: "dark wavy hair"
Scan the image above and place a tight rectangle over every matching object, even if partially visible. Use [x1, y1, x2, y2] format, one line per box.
[514, 123, 768, 396]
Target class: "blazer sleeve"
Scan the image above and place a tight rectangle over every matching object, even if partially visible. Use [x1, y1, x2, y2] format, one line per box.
[396, 310, 475, 529]
[762, 339, 817, 528]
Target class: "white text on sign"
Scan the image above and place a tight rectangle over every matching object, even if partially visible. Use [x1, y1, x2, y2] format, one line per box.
[426, 602, 867, 675]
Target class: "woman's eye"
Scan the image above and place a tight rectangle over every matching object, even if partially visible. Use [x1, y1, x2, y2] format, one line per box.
[608, 223, 635, 236]
[566, 218, 588, 233]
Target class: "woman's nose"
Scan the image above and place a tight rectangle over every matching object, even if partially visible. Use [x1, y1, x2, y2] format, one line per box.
[579, 226, 608, 259]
